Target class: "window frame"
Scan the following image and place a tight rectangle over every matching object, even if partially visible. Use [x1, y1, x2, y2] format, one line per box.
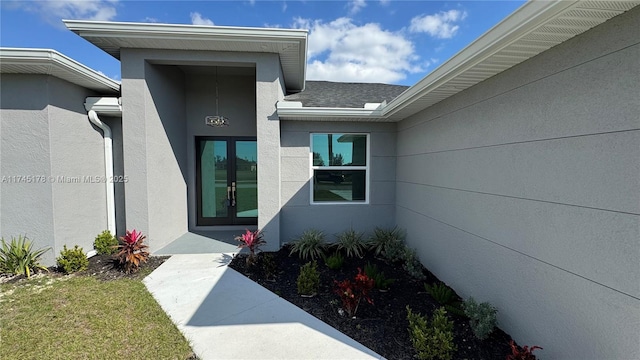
[309, 133, 370, 205]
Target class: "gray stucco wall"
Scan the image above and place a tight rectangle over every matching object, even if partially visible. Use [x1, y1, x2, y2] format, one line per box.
[120, 58, 189, 253]
[255, 54, 284, 250]
[395, 8, 639, 359]
[145, 63, 188, 252]
[1, 74, 108, 265]
[185, 70, 257, 231]
[280, 121, 396, 243]
[120, 49, 283, 250]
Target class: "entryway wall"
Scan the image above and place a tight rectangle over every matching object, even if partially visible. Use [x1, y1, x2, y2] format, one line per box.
[184, 67, 257, 231]
[120, 48, 285, 253]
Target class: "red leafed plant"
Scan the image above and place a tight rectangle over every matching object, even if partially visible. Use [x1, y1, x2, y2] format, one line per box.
[334, 268, 375, 318]
[235, 229, 265, 265]
[506, 340, 542, 360]
[115, 229, 149, 273]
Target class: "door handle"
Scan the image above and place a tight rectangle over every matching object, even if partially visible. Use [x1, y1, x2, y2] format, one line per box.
[227, 186, 232, 207]
[231, 181, 236, 207]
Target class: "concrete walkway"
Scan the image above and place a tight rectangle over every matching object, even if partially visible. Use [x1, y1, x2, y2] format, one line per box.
[143, 254, 383, 360]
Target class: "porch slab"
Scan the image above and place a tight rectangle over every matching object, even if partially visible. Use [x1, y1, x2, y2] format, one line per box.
[143, 254, 383, 360]
[153, 231, 240, 254]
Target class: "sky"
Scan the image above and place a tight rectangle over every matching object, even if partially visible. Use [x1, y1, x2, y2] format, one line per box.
[0, 0, 526, 85]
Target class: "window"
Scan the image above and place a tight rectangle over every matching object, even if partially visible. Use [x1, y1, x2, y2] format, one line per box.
[310, 133, 369, 204]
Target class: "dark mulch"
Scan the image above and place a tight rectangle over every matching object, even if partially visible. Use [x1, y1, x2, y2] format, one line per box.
[80, 254, 169, 281]
[229, 246, 514, 360]
[0, 254, 168, 284]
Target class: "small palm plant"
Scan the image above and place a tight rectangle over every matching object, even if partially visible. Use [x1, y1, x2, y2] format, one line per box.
[289, 229, 327, 261]
[364, 262, 395, 291]
[115, 229, 149, 273]
[235, 229, 265, 265]
[0, 235, 50, 278]
[369, 226, 405, 262]
[335, 228, 367, 258]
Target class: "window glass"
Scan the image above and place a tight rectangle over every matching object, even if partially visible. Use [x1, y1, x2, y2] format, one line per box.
[311, 133, 368, 203]
[313, 170, 366, 202]
[312, 134, 367, 166]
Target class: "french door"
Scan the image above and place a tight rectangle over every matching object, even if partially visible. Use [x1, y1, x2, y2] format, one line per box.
[196, 137, 257, 226]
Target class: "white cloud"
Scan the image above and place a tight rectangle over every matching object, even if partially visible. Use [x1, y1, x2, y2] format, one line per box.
[11, 0, 117, 24]
[96, 70, 120, 81]
[294, 17, 423, 83]
[143, 17, 159, 23]
[347, 0, 366, 14]
[409, 9, 467, 39]
[190, 12, 214, 26]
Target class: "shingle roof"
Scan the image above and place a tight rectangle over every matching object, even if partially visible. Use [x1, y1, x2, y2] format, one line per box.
[284, 81, 408, 108]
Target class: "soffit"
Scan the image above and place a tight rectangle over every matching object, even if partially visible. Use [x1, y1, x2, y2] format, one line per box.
[382, 0, 640, 121]
[0, 48, 120, 93]
[64, 20, 307, 92]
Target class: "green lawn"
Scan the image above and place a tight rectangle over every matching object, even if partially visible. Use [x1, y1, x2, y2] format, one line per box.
[0, 275, 194, 360]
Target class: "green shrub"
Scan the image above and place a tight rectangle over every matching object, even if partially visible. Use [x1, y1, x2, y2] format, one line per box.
[56, 245, 89, 274]
[0, 235, 50, 278]
[425, 282, 455, 305]
[369, 226, 405, 262]
[425, 282, 465, 316]
[93, 230, 118, 255]
[297, 261, 320, 296]
[402, 247, 426, 280]
[364, 262, 395, 290]
[407, 306, 457, 360]
[260, 253, 278, 280]
[325, 252, 345, 270]
[334, 228, 367, 258]
[289, 229, 327, 261]
[463, 297, 498, 340]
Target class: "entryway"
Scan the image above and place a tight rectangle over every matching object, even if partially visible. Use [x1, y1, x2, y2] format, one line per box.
[196, 137, 258, 226]
[153, 231, 241, 255]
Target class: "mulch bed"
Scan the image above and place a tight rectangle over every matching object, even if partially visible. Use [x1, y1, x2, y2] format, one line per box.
[80, 254, 168, 281]
[229, 245, 514, 360]
[0, 254, 168, 284]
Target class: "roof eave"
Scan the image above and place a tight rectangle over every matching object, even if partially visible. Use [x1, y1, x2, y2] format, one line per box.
[277, 102, 386, 121]
[63, 20, 307, 92]
[0, 47, 120, 93]
[382, 0, 639, 121]
[64, 20, 309, 40]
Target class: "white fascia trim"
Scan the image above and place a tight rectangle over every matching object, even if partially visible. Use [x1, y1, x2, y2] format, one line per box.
[63, 20, 307, 92]
[277, 102, 384, 120]
[381, 0, 577, 118]
[63, 20, 308, 40]
[0, 47, 120, 92]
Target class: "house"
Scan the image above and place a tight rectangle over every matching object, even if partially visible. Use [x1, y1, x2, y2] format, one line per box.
[1, 1, 638, 358]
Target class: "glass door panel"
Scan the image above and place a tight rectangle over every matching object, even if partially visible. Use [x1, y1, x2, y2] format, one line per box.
[200, 140, 228, 219]
[197, 137, 257, 226]
[235, 141, 258, 218]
